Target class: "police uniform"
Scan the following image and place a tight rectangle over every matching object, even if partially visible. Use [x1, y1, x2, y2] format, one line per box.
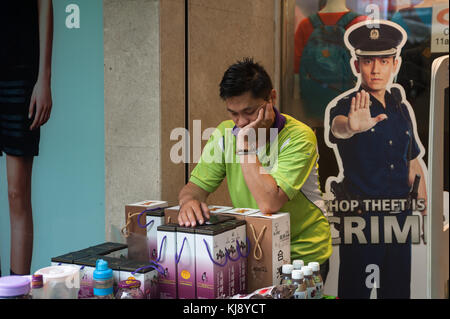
[328, 22, 421, 299]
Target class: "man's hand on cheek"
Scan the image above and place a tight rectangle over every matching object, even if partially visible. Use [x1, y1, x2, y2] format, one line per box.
[237, 102, 275, 150]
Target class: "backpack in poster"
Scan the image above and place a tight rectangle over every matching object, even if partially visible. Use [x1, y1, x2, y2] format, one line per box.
[299, 12, 360, 120]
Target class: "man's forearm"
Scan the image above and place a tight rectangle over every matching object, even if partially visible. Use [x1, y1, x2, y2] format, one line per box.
[331, 115, 355, 139]
[239, 154, 285, 213]
[178, 182, 209, 206]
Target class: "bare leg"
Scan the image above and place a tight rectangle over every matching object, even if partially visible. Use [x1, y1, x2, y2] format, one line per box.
[7, 155, 34, 275]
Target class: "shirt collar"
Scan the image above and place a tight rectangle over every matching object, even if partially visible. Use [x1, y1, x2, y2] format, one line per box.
[356, 86, 394, 107]
[231, 106, 286, 143]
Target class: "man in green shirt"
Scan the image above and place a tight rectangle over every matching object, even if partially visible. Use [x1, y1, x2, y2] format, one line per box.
[177, 58, 332, 282]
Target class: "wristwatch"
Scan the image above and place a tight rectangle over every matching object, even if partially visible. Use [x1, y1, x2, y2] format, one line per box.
[236, 149, 258, 156]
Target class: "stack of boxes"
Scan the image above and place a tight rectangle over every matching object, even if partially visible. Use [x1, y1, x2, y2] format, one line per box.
[51, 202, 291, 299]
[157, 215, 247, 299]
[51, 242, 159, 299]
[210, 208, 291, 293]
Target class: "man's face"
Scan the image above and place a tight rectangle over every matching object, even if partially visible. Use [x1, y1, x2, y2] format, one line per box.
[355, 56, 398, 92]
[225, 91, 275, 128]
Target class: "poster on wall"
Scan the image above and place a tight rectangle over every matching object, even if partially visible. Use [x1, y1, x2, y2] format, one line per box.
[0, 0, 105, 277]
[291, 0, 449, 299]
[323, 19, 428, 299]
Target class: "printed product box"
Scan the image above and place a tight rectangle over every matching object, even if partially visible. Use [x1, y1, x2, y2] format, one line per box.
[176, 226, 196, 299]
[220, 208, 259, 216]
[208, 205, 233, 213]
[103, 247, 128, 260]
[125, 200, 168, 262]
[146, 210, 166, 262]
[229, 219, 247, 294]
[195, 224, 229, 299]
[51, 251, 93, 265]
[221, 221, 238, 297]
[244, 212, 291, 292]
[207, 215, 248, 295]
[164, 206, 180, 224]
[119, 260, 159, 299]
[205, 214, 235, 225]
[165, 205, 235, 225]
[90, 242, 128, 256]
[157, 223, 178, 299]
[50, 243, 130, 298]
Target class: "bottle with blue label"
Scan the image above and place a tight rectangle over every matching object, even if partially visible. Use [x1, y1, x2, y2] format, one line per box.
[93, 259, 114, 299]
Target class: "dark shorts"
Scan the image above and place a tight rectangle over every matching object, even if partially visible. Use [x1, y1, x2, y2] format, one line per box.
[0, 79, 40, 157]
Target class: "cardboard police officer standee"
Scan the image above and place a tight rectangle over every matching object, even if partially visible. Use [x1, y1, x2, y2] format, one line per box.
[323, 20, 428, 299]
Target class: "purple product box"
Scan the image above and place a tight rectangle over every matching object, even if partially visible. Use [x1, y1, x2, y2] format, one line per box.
[223, 220, 247, 295]
[176, 226, 196, 299]
[234, 220, 248, 294]
[146, 209, 166, 262]
[195, 224, 230, 299]
[119, 260, 159, 299]
[157, 224, 178, 299]
[221, 221, 238, 297]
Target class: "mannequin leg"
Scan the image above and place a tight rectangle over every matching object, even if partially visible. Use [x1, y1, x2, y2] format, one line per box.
[7, 155, 34, 275]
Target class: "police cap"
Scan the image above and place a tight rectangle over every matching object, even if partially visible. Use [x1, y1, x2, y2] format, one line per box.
[348, 21, 404, 57]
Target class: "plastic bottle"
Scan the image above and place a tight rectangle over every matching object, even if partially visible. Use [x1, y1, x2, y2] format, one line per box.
[280, 264, 294, 285]
[308, 262, 323, 299]
[31, 274, 44, 299]
[93, 259, 114, 299]
[301, 266, 317, 299]
[291, 270, 307, 299]
[292, 260, 304, 270]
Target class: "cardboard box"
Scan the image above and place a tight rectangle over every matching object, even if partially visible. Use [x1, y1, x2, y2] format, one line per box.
[244, 212, 291, 292]
[176, 226, 196, 299]
[220, 208, 259, 216]
[157, 223, 178, 299]
[208, 205, 233, 213]
[164, 206, 180, 224]
[125, 200, 168, 262]
[165, 205, 235, 225]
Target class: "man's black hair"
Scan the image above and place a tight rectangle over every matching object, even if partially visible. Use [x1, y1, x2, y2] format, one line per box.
[219, 57, 273, 101]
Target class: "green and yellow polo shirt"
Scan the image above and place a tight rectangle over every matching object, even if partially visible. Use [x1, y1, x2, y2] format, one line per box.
[190, 113, 332, 265]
